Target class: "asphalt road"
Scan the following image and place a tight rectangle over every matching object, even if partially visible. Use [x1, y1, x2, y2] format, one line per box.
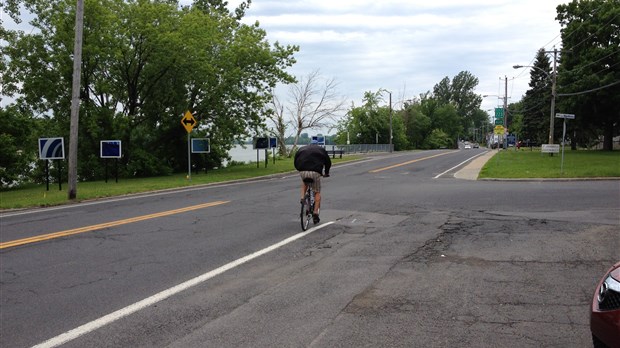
[1, 149, 618, 348]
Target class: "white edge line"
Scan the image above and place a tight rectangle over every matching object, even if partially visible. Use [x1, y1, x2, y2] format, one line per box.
[433, 151, 488, 179]
[32, 221, 335, 348]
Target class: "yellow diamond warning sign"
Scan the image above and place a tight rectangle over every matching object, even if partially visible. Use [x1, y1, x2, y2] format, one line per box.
[181, 111, 197, 133]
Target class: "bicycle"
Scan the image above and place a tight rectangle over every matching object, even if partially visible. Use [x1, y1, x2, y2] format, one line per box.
[300, 178, 316, 231]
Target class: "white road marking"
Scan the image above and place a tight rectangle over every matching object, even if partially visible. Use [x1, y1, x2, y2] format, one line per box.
[32, 221, 335, 348]
[433, 151, 488, 179]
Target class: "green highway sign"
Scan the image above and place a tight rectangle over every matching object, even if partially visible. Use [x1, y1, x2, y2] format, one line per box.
[495, 119, 504, 125]
[495, 108, 504, 118]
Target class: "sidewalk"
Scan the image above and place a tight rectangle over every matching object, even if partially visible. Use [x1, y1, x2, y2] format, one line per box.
[453, 150, 497, 180]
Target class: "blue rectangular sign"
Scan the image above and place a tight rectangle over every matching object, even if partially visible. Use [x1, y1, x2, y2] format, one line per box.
[312, 135, 325, 145]
[269, 137, 277, 149]
[100, 140, 122, 158]
[191, 138, 210, 153]
[39, 137, 65, 160]
[254, 137, 269, 149]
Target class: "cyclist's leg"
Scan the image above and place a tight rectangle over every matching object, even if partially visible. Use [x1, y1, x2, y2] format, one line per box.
[314, 191, 321, 214]
[300, 182, 306, 203]
[311, 174, 321, 215]
[298, 172, 309, 202]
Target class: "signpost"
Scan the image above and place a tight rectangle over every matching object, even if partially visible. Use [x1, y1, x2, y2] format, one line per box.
[39, 137, 65, 191]
[191, 138, 210, 174]
[181, 111, 197, 180]
[100, 140, 121, 183]
[269, 137, 277, 164]
[556, 113, 575, 174]
[541, 144, 560, 153]
[254, 137, 269, 168]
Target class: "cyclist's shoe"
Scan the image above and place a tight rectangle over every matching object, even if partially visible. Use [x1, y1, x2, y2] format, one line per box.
[300, 198, 305, 205]
[312, 214, 320, 224]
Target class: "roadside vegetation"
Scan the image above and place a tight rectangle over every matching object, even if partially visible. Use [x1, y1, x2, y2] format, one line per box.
[1, 0, 617, 193]
[479, 149, 620, 179]
[0, 156, 358, 210]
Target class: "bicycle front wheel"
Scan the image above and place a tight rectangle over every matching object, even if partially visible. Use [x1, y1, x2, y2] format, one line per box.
[300, 198, 312, 231]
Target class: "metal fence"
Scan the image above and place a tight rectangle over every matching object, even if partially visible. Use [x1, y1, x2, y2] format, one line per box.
[324, 144, 392, 156]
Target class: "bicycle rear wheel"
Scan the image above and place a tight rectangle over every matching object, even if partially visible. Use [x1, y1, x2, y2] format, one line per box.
[300, 196, 312, 231]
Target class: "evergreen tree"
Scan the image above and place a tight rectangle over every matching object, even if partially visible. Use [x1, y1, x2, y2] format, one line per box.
[521, 48, 553, 145]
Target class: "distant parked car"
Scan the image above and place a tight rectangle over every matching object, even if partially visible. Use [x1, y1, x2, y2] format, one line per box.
[591, 261, 620, 348]
[464, 143, 472, 149]
[473, 143, 479, 148]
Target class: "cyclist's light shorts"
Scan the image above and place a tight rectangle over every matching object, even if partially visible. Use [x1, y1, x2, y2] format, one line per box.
[299, 171, 321, 192]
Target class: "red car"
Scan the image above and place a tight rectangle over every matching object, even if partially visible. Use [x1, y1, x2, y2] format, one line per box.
[591, 261, 620, 348]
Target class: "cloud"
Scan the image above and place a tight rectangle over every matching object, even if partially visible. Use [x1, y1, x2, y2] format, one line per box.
[227, 0, 563, 118]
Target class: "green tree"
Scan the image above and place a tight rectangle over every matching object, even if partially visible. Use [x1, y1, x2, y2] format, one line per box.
[507, 101, 525, 141]
[336, 90, 407, 150]
[0, 106, 42, 187]
[424, 129, 451, 149]
[1, 0, 298, 180]
[401, 101, 431, 149]
[520, 48, 553, 145]
[432, 71, 483, 138]
[432, 104, 461, 147]
[556, 0, 620, 150]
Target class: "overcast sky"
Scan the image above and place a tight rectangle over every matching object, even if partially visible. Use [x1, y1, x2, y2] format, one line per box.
[3, 0, 565, 130]
[220, 0, 564, 120]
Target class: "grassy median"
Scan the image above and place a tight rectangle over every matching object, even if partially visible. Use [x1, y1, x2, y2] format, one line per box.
[1, 156, 359, 210]
[479, 149, 620, 179]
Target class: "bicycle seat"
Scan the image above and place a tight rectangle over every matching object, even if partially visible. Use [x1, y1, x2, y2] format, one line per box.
[303, 178, 314, 184]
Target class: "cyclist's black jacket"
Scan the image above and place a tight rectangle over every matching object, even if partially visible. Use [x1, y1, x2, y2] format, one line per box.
[294, 144, 331, 175]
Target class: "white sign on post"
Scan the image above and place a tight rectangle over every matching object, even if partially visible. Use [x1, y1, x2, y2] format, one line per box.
[555, 113, 575, 119]
[541, 144, 560, 153]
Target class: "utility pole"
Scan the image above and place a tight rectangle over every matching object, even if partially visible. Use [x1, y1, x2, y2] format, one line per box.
[389, 91, 393, 153]
[503, 75, 508, 149]
[547, 47, 558, 145]
[68, 0, 84, 200]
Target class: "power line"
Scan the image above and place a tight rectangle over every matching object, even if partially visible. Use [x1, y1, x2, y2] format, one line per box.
[557, 79, 620, 96]
[562, 11, 619, 53]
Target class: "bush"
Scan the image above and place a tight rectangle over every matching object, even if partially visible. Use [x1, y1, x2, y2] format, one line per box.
[126, 149, 173, 177]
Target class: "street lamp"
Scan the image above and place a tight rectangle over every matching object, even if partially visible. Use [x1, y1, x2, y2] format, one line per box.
[513, 64, 556, 145]
[381, 89, 393, 153]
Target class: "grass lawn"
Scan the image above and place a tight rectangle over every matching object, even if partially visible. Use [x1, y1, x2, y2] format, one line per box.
[1, 155, 359, 210]
[479, 149, 620, 179]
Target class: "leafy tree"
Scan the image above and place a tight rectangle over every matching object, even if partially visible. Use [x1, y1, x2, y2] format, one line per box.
[2, 0, 298, 181]
[335, 90, 407, 150]
[471, 109, 491, 144]
[432, 71, 483, 137]
[0, 106, 42, 187]
[401, 101, 431, 149]
[506, 101, 525, 141]
[431, 104, 461, 147]
[424, 129, 451, 149]
[556, 0, 620, 150]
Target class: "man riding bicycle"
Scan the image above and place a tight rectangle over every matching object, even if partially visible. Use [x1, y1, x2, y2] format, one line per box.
[294, 140, 331, 224]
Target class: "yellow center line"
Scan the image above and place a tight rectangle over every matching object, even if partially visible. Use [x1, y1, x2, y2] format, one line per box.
[0, 201, 230, 250]
[369, 151, 454, 173]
